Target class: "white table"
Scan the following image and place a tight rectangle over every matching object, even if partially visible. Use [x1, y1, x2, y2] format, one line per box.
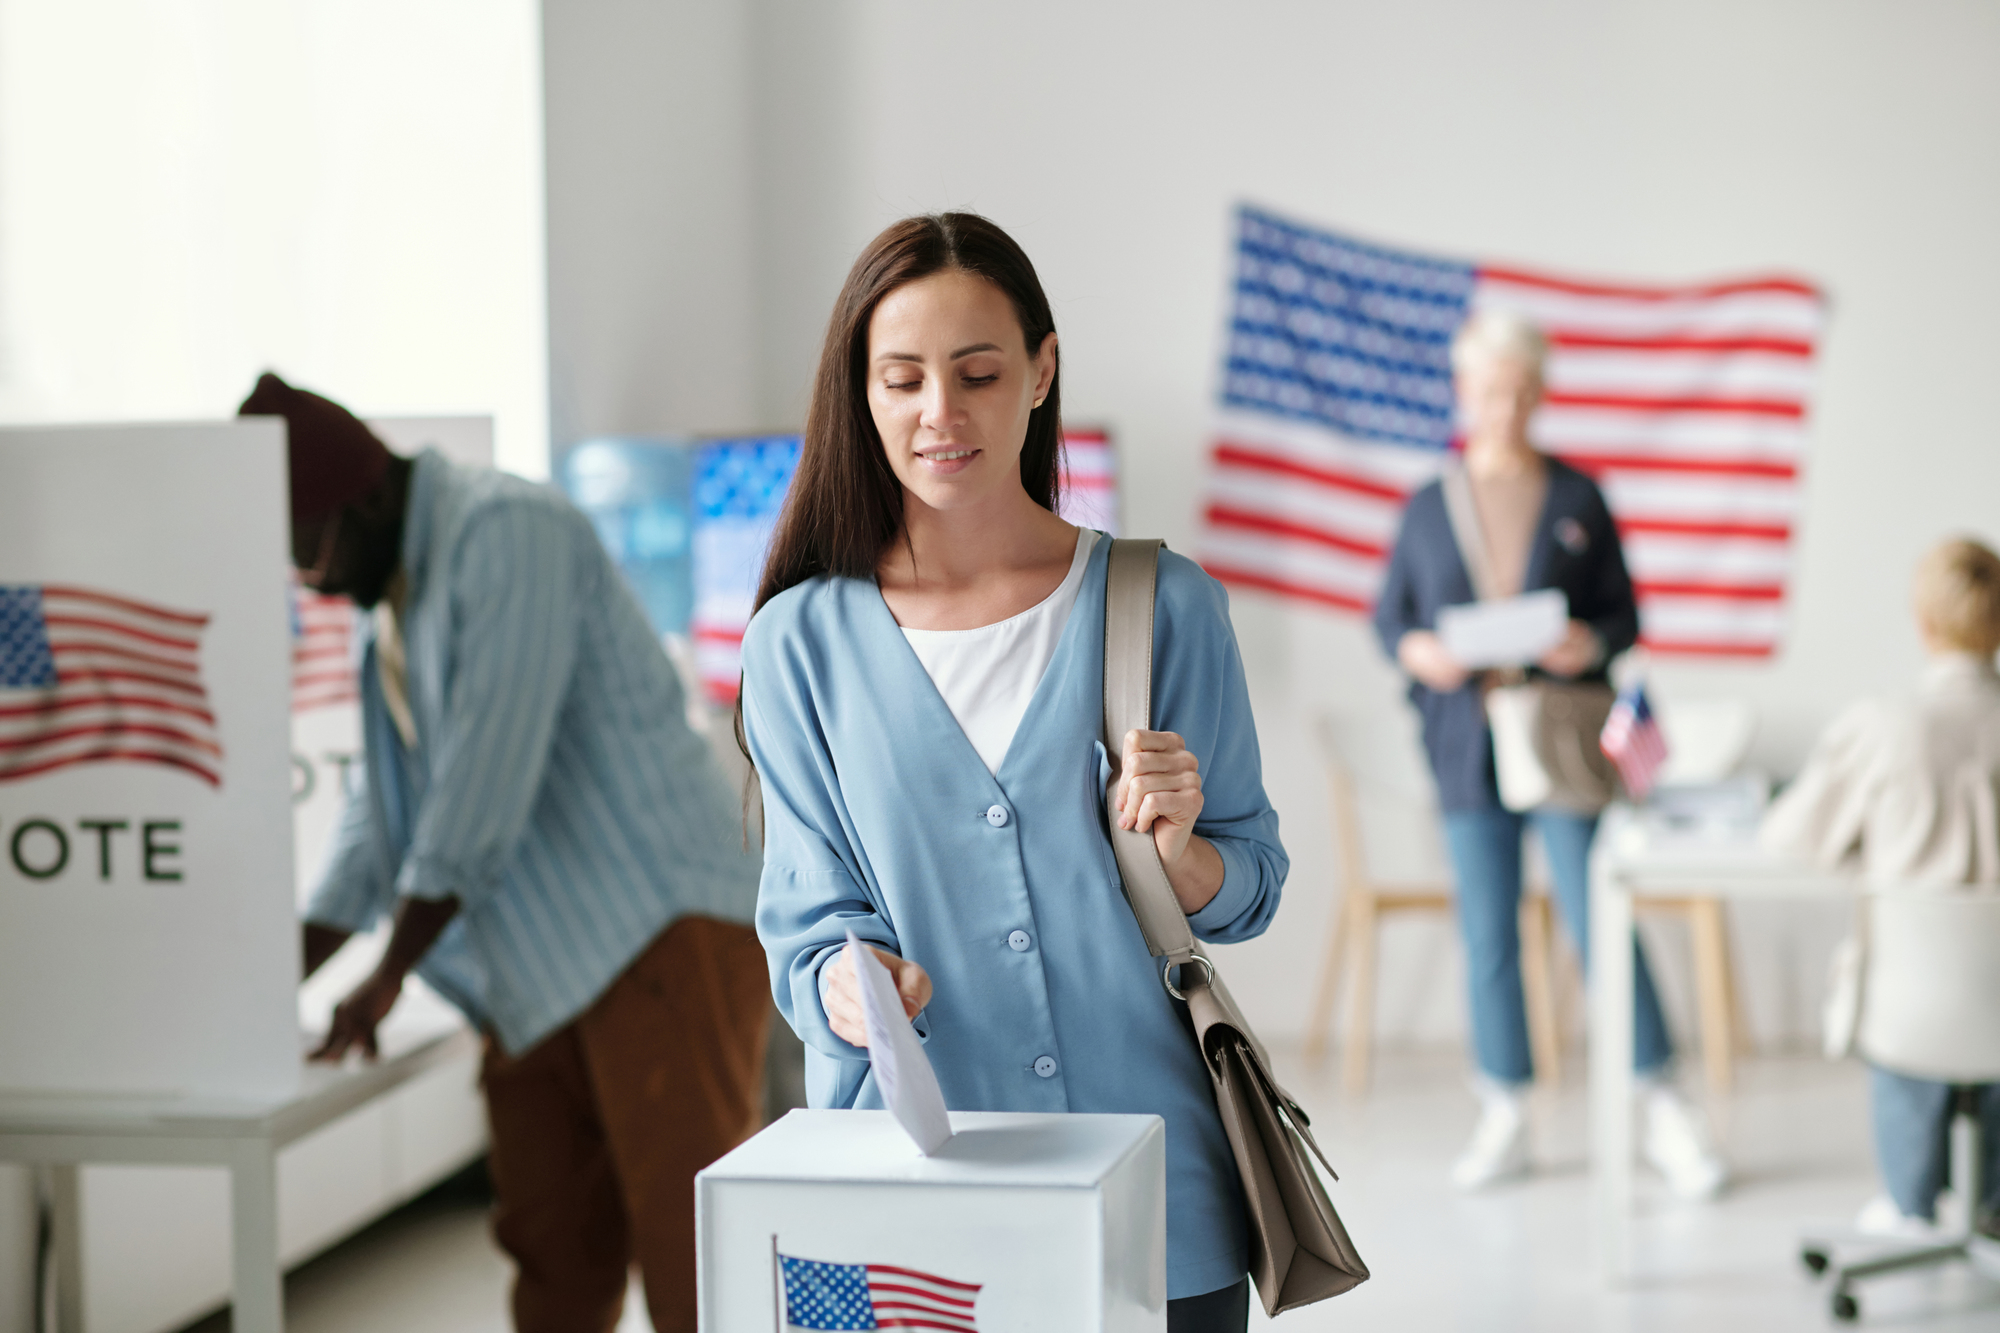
[1588, 807, 1852, 1281]
[0, 1026, 478, 1333]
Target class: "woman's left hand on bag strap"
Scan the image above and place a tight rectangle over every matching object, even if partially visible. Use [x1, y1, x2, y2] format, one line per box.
[1116, 728, 1224, 915]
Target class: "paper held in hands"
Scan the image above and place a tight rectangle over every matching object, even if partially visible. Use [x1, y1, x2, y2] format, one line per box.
[845, 929, 954, 1155]
[1436, 589, 1569, 669]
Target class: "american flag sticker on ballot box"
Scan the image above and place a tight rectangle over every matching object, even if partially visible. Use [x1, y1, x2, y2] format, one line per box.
[778, 1250, 981, 1333]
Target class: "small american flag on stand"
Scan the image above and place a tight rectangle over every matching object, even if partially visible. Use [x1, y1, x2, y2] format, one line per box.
[0, 584, 223, 787]
[778, 1252, 980, 1332]
[1600, 682, 1670, 800]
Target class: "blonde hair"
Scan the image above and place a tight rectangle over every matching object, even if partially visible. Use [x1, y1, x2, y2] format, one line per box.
[1914, 537, 2000, 656]
[1450, 308, 1548, 381]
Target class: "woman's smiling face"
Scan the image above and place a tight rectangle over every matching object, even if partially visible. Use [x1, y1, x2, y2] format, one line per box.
[866, 268, 1057, 515]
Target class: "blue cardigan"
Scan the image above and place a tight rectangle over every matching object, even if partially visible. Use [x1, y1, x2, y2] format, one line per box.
[1372, 459, 1638, 811]
[742, 538, 1287, 1299]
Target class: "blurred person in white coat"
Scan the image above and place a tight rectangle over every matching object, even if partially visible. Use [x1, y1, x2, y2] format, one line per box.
[1762, 536, 2000, 1244]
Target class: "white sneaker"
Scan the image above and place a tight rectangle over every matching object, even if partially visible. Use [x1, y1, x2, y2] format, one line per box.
[1854, 1194, 1941, 1240]
[1451, 1088, 1530, 1191]
[1642, 1088, 1728, 1200]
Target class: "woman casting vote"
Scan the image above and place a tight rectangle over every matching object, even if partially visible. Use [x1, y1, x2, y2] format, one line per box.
[741, 213, 1285, 1328]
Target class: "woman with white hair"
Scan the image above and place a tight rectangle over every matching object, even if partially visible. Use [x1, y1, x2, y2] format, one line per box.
[1373, 309, 1725, 1197]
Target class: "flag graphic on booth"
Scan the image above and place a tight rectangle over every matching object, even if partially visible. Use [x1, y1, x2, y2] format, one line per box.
[290, 586, 359, 713]
[1201, 205, 1826, 658]
[779, 1252, 981, 1332]
[0, 584, 223, 787]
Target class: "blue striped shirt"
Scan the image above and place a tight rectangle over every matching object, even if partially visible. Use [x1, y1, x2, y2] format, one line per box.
[307, 450, 761, 1053]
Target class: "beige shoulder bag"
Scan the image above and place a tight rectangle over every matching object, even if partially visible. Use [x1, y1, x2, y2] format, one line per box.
[1438, 465, 1619, 814]
[1102, 538, 1368, 1314]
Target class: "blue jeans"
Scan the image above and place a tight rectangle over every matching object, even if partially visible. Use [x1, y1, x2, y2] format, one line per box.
[1442, 806, 1674, 1085]
[1870, 1066, 2000, 1221]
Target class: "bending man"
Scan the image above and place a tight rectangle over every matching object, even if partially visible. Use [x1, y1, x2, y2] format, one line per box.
[246, 373, 766, 1333]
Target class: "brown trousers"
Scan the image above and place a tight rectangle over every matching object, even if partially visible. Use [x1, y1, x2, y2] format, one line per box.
[481, 915, 771, 1333]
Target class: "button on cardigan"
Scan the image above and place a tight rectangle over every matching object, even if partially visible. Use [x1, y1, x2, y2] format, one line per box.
[742, 539, 1287, 1300]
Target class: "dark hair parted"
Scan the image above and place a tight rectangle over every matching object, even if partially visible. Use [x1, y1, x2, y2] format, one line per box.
[751, 212, 1063, 615]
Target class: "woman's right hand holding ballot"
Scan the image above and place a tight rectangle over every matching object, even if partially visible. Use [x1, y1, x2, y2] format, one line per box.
[824, 941, 932, 1048]
[1398, 629, 1471, 693]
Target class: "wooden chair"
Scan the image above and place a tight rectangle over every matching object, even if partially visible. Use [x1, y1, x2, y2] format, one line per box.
[1302, 747, 1565, 1094]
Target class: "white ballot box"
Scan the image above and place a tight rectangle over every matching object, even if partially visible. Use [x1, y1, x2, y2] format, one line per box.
[698, 1109, 1166, 1333]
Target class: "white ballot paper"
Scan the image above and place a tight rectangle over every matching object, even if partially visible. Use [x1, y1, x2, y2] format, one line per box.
[1436, 588, 1569, 669]
[845, 928, 954, 1155]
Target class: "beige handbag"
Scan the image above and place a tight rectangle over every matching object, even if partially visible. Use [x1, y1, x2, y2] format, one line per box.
[1102, 538, 1369, 1314]
[1438, 465, 1619, 814]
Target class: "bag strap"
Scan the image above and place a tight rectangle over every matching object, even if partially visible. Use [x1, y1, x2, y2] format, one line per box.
[1102, 538, 1199, 968]
[1439, 463, 1499, 603]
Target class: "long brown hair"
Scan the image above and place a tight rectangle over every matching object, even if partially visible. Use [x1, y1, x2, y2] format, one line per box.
[731, 212, 1064, 779]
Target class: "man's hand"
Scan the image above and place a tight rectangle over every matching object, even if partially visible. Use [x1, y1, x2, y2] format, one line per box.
[312, 966, 404, 1062]
[1398, 629, 1471, 693]
[1538, 619, 1603, 679]
[308, 893, 461, 1062]
[823, 942, 932, 1049]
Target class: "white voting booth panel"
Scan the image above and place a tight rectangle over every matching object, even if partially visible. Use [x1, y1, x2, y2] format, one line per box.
[699, 1111, 1166, 1333]
[0, 422, 298, 1100]
[53, 418, 498, 1333]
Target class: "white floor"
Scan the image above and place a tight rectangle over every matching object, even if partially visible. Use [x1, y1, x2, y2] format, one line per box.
[181, 1051, 2000, 1331]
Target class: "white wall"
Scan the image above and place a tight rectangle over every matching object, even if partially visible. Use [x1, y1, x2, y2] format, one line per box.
[549, 0, 2000, 1052]
[0, 0, 548, 475]
[543, 0, 763, 444]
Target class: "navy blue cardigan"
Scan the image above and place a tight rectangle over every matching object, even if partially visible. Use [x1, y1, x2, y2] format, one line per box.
[1372, 459, 1638, 812]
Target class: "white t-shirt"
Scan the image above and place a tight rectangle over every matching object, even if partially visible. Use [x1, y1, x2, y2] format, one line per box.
[900, 528, 1100, 773]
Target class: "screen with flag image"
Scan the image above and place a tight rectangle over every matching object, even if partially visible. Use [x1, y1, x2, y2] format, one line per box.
[690, 430, 1120, 705]
[1200, 204, 1825, 658]
[779, 1252, 981, 1332]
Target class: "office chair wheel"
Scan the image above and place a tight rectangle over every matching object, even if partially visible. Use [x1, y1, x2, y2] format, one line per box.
[1831, 1290, 1859, 1321]
[1800, 1246, 1829, 1275]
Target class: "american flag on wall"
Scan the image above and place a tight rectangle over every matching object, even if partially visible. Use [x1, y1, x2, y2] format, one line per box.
[291, 588, 359, 713]
[692, 430, 1121, 705]
[1201, 205, 1826, 657]
[778, 1252, 981, 1332]
[0, 584, 224, 786]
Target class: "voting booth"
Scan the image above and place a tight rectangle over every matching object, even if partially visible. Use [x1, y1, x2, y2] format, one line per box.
[0, 421, 298, 1100]
[0, 419, 494, 1333]
[698, 1110, 1167, 1332]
